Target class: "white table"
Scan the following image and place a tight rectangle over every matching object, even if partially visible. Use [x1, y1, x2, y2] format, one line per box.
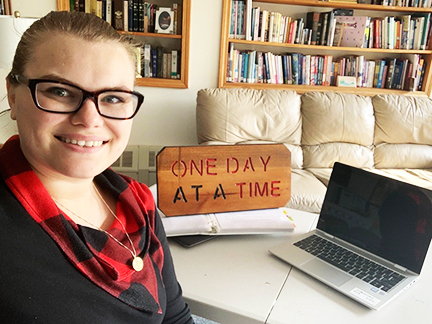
[168, 209, 319, 323]
[169, 208, 432, 323]
[267, 246, 432, 324]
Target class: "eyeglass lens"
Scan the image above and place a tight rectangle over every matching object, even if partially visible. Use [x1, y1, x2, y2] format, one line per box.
[35, 82, 138, 119]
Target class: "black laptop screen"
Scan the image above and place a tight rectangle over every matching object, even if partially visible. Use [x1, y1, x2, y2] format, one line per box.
[317, 162, 432, 274]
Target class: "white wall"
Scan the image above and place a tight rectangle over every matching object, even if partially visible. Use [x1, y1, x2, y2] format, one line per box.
[11, 0, 57, 17]
[4, 0, 223, 146]
[130, 1, 222, 146]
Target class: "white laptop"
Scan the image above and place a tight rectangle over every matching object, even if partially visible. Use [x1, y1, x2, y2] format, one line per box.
[269, 162, 432, 310]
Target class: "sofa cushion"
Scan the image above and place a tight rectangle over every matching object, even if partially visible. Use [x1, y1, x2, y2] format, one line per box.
[302, 143, 374, 168]
[196, 88, 303, 168]
[364, 168, 432, 190]
[306, 168, 333, 187]
[301, 92, 375, 168]
[374, 143, 432, 169]
[287, 169, 327, 213]
[373, 95, 432, 168]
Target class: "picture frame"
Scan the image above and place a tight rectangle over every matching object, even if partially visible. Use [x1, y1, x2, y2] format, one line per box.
[337, 76, 357, 88]
[154, 7, 174, 34]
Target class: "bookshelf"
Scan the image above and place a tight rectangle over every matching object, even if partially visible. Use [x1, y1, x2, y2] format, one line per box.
[218, 0, 432, 96]
[57, 0, 190, 89]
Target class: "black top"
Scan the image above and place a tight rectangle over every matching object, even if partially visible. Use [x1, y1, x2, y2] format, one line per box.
[0, 179, 193, 324]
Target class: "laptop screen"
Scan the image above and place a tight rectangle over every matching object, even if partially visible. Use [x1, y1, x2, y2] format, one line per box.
[317, 162, 432, 274]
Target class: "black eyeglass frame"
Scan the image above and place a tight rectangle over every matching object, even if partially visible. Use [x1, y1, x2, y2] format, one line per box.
[11, 74, 145, 120]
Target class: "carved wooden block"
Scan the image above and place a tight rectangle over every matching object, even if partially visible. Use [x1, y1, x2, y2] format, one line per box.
[157, 144, 291, 216]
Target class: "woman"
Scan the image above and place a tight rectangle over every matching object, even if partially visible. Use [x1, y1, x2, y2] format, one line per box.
[0, 11, 193, 323]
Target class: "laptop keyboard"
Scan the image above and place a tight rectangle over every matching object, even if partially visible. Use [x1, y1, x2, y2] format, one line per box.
[294, 235, 406, 292]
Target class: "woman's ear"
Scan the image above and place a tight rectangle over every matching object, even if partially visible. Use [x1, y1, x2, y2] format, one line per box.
[6, 79, 17, 120]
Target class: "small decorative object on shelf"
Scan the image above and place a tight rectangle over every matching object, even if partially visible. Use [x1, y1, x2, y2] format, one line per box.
[218, 0, 432, 96]
[155, 7, 174, 34]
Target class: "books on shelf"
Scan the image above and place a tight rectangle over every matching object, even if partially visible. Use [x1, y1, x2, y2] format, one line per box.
[322, 0, 432, 6]
[373, 0, 432, 7]
[226, 44, 426, 91]
[135, 44, 181, 79]
[228, 2, 432, 50]
[70, 1, 181, 34]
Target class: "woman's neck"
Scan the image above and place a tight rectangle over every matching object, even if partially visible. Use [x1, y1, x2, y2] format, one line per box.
[33, 168, 115, 230]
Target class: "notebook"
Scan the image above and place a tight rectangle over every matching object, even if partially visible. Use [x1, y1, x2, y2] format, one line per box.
[269, 162, 432, 310]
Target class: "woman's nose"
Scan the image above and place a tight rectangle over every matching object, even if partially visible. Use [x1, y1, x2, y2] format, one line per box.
[70, 97, 104, 127]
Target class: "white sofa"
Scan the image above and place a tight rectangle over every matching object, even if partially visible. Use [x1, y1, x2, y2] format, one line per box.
[196, 89, 432, 213]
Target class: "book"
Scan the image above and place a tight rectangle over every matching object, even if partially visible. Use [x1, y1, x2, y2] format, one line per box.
[159, 207, 295, 237]
[123, 0, 128, 31]
[162, 53, 168, 78]
[268, 11, 275, 42]
[418, 60, 426, 91]
[172, 3, 179, 34]
[415, 13, 431, 50]
[292, 53, 299, 84]
[151, 48, 158, 78]
[112, 0, 124, 30]
[363, 17, 371, 48]
[366, 60, 376, 88]
[132, 0, 138, 31]
[137, 0, 144, 32]
[133, 46, 142, 76]
[332, 21, 345, 46]
[236, 1, 245, 39]
[171, 50, 178, 79]
[385, 58, 397, 89]
[143, 43, 151, 77]
[306, 12, 320, 45]
[320, 12, 329, 45]
[106, 0, 112, 25]
[245, 0, 253, 40]
[335, 16, 370, 48]
[332, 8, 353, 16]
[326, 14, 336, 46]
[260, 10, 269, 42]
[401, 15, 411, 50]
[157, 46, 164, 78]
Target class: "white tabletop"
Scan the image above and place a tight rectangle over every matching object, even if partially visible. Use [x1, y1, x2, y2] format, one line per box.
[267, 247, 432, 324]
[170, 207, 432, 323]
[169, 209, 319, 324]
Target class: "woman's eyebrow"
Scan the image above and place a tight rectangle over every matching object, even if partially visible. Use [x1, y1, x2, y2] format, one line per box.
[33, 74, 132, 92]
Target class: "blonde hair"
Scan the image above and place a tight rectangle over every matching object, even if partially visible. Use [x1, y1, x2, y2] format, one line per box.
[8, 10, 138, 84]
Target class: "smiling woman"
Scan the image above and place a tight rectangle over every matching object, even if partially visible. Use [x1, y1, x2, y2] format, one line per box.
[0, 11, 193, 324]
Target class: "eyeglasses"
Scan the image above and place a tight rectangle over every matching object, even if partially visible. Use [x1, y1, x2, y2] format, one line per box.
[11, 74, 144, 120]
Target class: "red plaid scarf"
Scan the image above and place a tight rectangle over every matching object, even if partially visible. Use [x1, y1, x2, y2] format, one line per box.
[0, 136, 164, 313]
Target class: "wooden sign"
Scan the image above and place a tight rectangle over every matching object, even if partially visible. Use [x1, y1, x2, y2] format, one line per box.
[156, 144, 291, 216]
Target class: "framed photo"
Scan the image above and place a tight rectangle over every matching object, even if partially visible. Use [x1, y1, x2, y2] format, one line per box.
[155, 8, 174, 34]
[337, 76, 357, 88]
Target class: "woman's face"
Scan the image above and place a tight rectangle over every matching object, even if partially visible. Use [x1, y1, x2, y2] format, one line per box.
[7, 33, 136, 180]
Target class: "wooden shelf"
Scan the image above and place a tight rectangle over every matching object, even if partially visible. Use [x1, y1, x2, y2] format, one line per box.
[135, 76, 188, 89]
[229, 38, 432, 54]
[57, 0, 190, 89]
[119, 31, 182, 39]
[218, 0, 432, 96]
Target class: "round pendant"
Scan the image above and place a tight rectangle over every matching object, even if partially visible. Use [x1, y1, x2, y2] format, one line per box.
[132, 256, 144, 272]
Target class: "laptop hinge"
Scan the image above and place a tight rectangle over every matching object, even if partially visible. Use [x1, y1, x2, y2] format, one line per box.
[323, 232, 334, 239]
[394, 264, 408, 272]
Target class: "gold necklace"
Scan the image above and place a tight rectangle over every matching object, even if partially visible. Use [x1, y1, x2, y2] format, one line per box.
[52, 183, 144, 272]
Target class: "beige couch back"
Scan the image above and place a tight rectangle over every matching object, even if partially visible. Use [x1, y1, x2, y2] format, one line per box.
[196, 89, 432, 170]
